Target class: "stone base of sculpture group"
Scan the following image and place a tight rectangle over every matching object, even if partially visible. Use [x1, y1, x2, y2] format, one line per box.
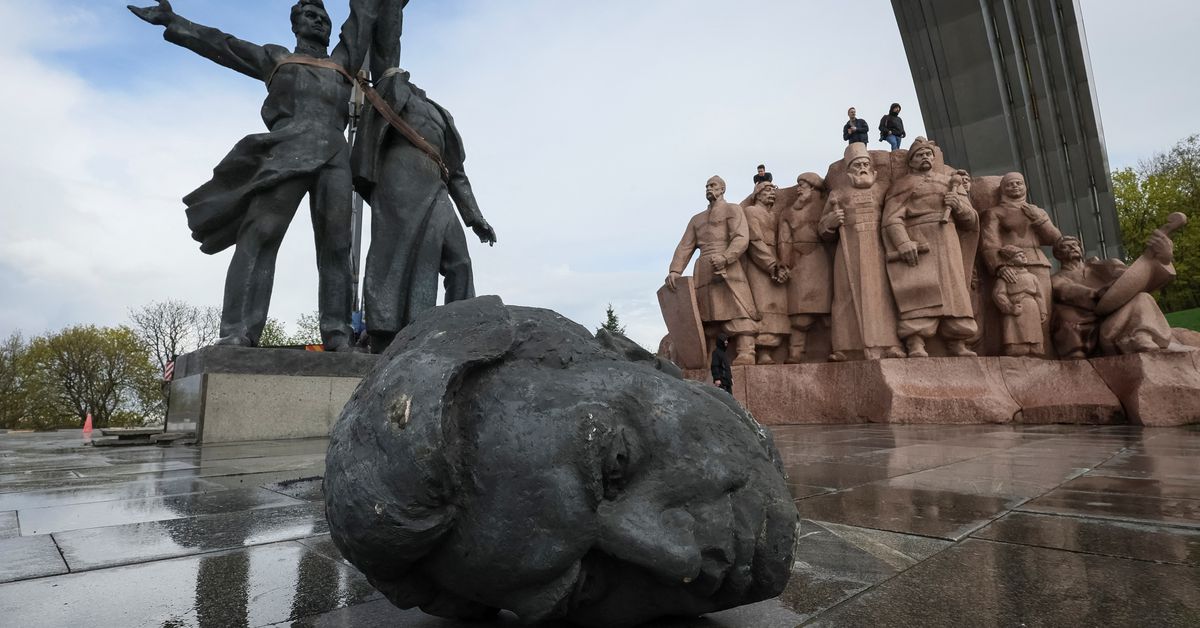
[165, 346, 380, 444]
[685, 350, 1200, 427]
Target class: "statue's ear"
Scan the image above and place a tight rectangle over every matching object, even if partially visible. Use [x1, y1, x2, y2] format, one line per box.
[372, 295, 515, 427]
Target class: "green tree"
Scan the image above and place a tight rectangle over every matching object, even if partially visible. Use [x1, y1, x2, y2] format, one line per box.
[290, 311, 322, 346]
[258, 318, 291, 347]
[21, 325, 160, 429]
[1114, 134, 1200, 312]
[0, 333, 28, 429]
[597, 303, 626, 336]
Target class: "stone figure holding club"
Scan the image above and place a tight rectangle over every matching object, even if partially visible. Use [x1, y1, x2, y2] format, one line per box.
[129, 0, 381, 351]
[881, 138, 979, 358]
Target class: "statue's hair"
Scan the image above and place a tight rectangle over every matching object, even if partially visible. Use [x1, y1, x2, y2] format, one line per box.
[1053, 235, 1082, 260]
[708, 175, 727, 189]
[752, 180, 776, 203]
[998, 244, 1026, 264]
[796, 172, 824, 190]
[291, 0, 328, 25]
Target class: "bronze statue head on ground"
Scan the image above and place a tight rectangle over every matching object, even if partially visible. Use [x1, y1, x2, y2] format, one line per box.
[325, 296, 797, 627]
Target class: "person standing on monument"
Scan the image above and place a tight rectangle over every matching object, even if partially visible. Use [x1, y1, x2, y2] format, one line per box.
[881, 137, 979, 358]
[351, 0, 498, 353]
[819, 144, 904, 360]
[129, 0, 380, 351]
[777, 172, 833, 363]
[753, 165, 774, 185]
[843, 107, 869, 145]
[878, 103, 906, 151]
[666, 176, 759, 366]
[742, 181, 790, 364]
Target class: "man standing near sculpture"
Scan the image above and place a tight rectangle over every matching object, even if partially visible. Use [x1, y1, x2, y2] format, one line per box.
[352, 0, 497, 353]
[129, 0, 378, 351]
[666, 176, 759, 366]
[777, 173, 833, 363]
[742, 182, 790, 364]
[881, 138, 979, 357]
[820, 145, 904, 360]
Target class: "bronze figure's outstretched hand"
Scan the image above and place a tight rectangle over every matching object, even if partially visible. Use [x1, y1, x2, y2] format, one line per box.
[128, 0, 174, 26]
[471, 218, 498, 246]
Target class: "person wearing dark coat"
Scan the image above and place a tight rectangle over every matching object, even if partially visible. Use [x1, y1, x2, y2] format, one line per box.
[753, 164, 773, 185]
[843, 107, 869, 145]
[353, 0, 497, 353]
[711, 334, 734, 393]
[879, 103, 906, 151]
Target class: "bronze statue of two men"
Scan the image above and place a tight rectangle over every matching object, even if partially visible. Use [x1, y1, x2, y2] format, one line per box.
[130, 0, 496, 353]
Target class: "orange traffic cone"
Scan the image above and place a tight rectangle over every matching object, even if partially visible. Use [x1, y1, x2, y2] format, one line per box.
[82, 413, 93, 445]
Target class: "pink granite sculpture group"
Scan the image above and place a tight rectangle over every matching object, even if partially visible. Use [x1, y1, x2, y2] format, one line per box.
[662, 139, 1189, 367]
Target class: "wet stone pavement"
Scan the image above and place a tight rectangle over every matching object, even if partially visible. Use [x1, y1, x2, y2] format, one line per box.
[0, 425, 1197, 627]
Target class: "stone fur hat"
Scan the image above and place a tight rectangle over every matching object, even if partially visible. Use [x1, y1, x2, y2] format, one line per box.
[843, 142, 871, 165]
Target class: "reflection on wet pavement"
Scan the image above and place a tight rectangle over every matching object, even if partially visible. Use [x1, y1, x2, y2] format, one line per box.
[0, 425, 1197, 626]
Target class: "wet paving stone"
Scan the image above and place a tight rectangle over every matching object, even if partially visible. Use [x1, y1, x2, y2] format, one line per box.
[804, 539, 1200, 628]
[1059, 474, 1200, 501]
[973, 511, 1200, 566]
[0, 535, 68, 583]
[1018, 488, 1200, 528]
[0, 541, 380, 628]
[783, 461, 904, 490]
[871, 468, 1054, 500]
[0, 477, 227, 512]
[795, 483, 1021, 540]
[1090, 453, 1200, 481]
[0, 469, 80, 489]
[54, 502, 328, 571]
[70, 460, 199, 477]
[262, 476, 325, 502]
[0, 511, 17, 539]
[780, 520, 950, 623]
[4, 426, 1200, 626]
[17, 487, 304, 536]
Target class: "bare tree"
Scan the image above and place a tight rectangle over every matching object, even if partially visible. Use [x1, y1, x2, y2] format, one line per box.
[129, 301, 224, 375]
[129, 300, 195, 375]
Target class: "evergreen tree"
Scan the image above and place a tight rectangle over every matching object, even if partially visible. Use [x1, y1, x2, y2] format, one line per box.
[597, 303, 626, 336]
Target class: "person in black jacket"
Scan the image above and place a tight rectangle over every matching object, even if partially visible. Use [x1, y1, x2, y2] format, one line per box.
[843, 107, 869, 145]
[753, 164, 773, 184]
[879, 103, 906, 151]
[711, 334, 733, 393]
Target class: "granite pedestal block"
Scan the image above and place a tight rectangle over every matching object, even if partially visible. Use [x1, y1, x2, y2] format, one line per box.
[685, 352, 1198, 426]
[166, 346, 379, 444]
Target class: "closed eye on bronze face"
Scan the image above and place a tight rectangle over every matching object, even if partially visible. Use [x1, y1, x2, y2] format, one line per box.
[601, 427, 633, 501]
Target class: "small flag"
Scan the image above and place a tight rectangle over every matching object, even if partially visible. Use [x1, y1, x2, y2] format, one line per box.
[83, 413, 94, 444]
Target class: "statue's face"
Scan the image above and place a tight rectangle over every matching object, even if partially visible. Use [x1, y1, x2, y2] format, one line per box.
[422, 338, 796, 626]
[847, 157, 875, 188]
[326, 300, 797, 627]
[958, 175, 972, 193]
[705, 179, 725, 202]
[757, 184, 778, 206]
[1002, 176, 1027, 200]
[794, 181, 813, 205]
[1009, 250, 1029, 266]
[292, 3, 332, 46]
[1058, 239, 1084, 262]
[910, 147, 935, 172]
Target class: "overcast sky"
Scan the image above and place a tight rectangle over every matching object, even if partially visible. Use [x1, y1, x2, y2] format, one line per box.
[1, 0, 1196, 348]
